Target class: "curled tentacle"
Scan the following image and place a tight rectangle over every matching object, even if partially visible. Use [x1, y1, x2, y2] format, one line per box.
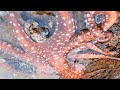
[84, 43, 118, 55]
[97, 32, 113, 42]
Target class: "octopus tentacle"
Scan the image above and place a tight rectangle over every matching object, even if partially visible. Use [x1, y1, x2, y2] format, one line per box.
[63, 41, 118, 62]
[62, 32, 118, 66]
[97, 32, 113, 42]
[83, 43, 118, 55]
[72, 54, 120, 61]
[45, 11, 85, 78]
[62, 29, 94, 52]
[48, 11, 75, 45]
[64, 27, 111, 48]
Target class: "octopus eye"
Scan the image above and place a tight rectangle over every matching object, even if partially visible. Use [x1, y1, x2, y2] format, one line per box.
[95, 13, 106, 25]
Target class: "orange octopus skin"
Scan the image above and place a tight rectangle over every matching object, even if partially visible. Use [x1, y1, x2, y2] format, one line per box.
[84, 11, 118, 43]
[69, 11, 120, 62]
[84, 11, 118, 44]
[0, 11, 120, 79]
[0, 11, 85, 79]
[84, 11, 119, 31]
[98, 11, 118, 31]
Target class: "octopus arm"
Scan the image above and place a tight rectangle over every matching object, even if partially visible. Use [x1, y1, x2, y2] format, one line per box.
[48, 11, 75, 47]
[84, 43, 118, 55]
[72, 54, 120, 61]
[97, 32, 112, 42]
[62, 30, 94, 53]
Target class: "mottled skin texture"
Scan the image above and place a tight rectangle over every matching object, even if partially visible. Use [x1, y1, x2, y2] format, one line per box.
[71, 11, 120, 60]
[0, 11, 120, 79]
[0, 11, 84, 78]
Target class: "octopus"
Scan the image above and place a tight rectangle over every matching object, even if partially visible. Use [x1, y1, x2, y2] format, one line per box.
[0, 11, 120, 79]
